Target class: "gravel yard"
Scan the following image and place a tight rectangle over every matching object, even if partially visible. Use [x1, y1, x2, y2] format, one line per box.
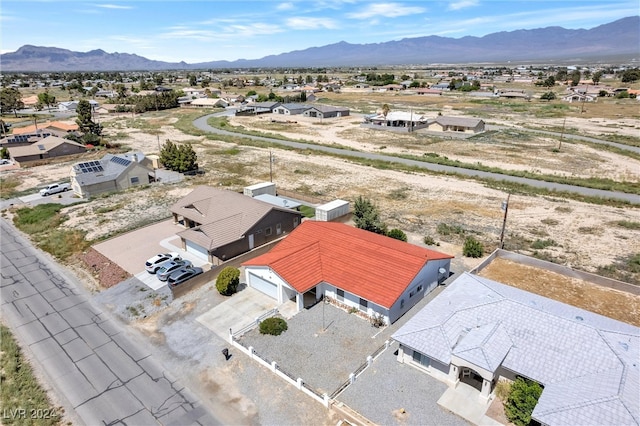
[239, 302, 390, 396]
[338, 341, 468, 426]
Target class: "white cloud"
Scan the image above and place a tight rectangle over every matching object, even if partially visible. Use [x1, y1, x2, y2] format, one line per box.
[96, 4, 133, 10]
[448, 0, 479, 11]
[347, 2, 426, 19]
[286, 17, 338, 29]
[276, 2, 295, 11]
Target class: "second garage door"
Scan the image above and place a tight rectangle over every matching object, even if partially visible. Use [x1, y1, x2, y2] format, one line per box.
[249, 273, 278, 299]
[185, 240, 209, 261]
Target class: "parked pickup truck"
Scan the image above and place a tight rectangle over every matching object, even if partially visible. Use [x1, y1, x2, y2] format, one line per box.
[40, 183, 70, 196]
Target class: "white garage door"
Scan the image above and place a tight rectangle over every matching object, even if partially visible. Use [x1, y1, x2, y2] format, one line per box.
[185, 240, 209, 261]
[249, 273, 278, 299]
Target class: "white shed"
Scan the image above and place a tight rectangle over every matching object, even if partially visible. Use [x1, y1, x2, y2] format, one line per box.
[243, 182, 276, 197]
[315, 199, 350, 221]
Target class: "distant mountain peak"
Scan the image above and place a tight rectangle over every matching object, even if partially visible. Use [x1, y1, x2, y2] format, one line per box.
[2, 16, 638, 71]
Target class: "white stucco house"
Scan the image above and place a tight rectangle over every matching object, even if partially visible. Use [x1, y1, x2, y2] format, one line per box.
[242, 221, 453, 324]
[392, 272, 639, 426]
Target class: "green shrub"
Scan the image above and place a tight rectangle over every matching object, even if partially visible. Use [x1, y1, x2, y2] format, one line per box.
[387, 228, 407, 242]
[215, 266, 240, 296]
[504, 377, 543, 426]
[259, 317, 288, 336]
[463, 236, 484, 258]
[437, 222, 465, 236]
[423, 236, 439, 246]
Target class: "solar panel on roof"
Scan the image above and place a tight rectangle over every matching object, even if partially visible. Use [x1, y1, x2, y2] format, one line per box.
[76, 160, 104, 173]
[110, 156, 131, 166]
[37, 144, 45, 150]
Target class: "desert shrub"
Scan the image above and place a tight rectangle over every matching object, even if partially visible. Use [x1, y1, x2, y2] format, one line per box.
[437, 222, 465, 236]
[387, 228, 407, 242]
[504, 377, 543, 426]
[423, 236, 439, 246]
[530, 239, 556, 250]
[463, 236, 484, 258]
[259, 317, 288, 336]
[215, 266, 240, 296]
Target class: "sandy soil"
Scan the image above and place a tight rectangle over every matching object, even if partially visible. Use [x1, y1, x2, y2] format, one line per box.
[478, 258, 640, 326]
[4, 112, 639, 280]
[229, 113, 640, 181]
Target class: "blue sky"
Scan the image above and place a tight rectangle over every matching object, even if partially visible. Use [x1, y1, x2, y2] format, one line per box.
[1, 1, 637, 63]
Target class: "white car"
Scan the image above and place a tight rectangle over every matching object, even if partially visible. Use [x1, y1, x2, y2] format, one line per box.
[145, 252, 182, 274]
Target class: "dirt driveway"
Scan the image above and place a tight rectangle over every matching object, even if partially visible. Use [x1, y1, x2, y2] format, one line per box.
[93, 219, 194, 275]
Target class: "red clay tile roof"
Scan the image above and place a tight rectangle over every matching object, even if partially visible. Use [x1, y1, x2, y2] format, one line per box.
[12, 121, 79, 135]
[243, 221, 453, 308]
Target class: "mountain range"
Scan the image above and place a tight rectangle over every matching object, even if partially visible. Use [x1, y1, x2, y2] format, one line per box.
[2, 16, 638, 72]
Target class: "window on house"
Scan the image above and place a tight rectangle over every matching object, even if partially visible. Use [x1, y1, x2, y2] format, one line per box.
[409, 290, 415, 298]
[265, 227, 272, 236]
[359, 298, 368, 311]
[400, 299, 405, 308]
[130, 176, 140, 184]
[276, 223, 282, 235]
[336, 288, 344, 302]
[417, 285, 423, 292]
[294, 217, 299, 227]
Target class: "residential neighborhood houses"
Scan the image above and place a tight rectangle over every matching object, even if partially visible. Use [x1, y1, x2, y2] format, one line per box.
[1, 63, 639, 426]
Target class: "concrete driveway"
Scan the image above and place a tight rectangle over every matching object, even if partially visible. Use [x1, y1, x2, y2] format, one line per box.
[196, 286, 279, 340]
[93, 219, 211, 289]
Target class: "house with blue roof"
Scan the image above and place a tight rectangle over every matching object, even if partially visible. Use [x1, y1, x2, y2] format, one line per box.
[392, 272, 639, 426]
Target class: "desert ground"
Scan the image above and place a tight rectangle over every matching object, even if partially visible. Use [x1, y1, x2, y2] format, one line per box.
[5, 107, 639, 284]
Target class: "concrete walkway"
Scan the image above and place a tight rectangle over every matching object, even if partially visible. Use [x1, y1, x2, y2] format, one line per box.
[196, 287, 278, 340]
[438, 382, 502, 426]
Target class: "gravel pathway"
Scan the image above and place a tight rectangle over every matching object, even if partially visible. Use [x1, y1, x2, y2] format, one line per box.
[338, 341, 469, 426]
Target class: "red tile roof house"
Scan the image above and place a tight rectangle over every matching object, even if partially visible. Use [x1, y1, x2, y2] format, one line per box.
[242, 221, 453, 325]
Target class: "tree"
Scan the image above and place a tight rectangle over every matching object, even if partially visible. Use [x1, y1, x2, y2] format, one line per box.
[504, 377, 543, 426]
[75, 99, 102, 142]
[540, 92, 556, 101]
[215, 266, 240, 296]
[37, 91, 55, 110]
[353, 196, 387, 235]
[0, 87, 24, 117]
[0, 147, 9, 159]
[592, 70, 603, 85]
[621, 68, 640, 83]
[387, 229, 407, 242]
[160, 140, 198, 172]
[541, 76, 555, 88]
[570, 70, 581, 86]
[462, 236, 484, 258]
[189, 74, 197, 86]
[381, 103, 390, 118]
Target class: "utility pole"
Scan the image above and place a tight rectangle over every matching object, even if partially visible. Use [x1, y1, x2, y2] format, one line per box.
[558, 117, 566, 151]
[269, 150, 274, 182]
[499, 194, 510, 249]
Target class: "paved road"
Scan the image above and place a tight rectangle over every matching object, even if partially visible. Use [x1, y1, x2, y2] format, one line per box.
[195, 111, 640, 204]
[0, 218, 221, 425]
